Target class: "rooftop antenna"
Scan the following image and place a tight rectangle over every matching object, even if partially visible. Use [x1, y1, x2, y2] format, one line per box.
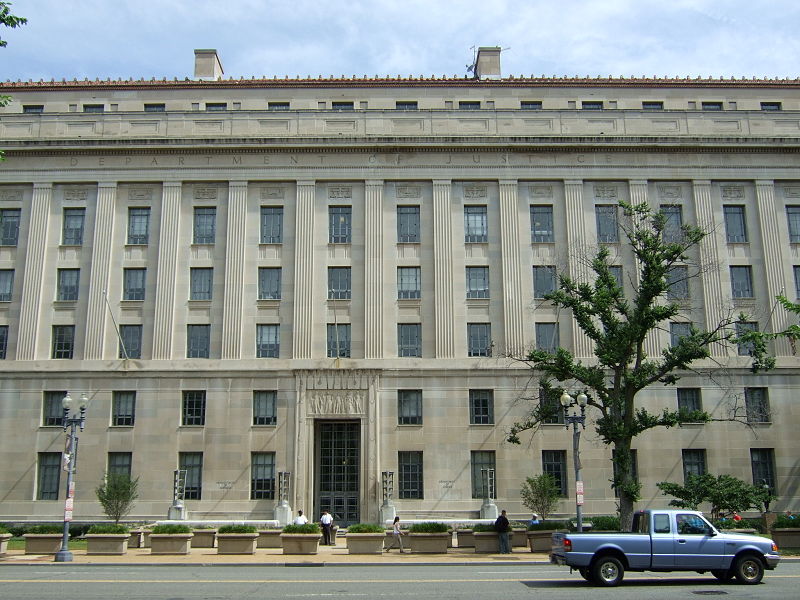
[466, 45, 478, 78]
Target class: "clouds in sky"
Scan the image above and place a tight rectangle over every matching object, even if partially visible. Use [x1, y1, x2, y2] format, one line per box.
[2, 0, 799, 81]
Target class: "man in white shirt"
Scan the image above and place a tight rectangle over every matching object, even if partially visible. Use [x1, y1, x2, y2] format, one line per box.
[293, 510, 308, 525]
[320, 510, 334, 545]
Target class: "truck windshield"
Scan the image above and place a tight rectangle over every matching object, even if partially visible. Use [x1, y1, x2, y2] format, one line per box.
[676, 513, 711, 535]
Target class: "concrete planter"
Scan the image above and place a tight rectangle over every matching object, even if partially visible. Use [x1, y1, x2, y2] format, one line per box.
[142, 530, 152, 548]
[408, 532, 450, 553]
[217, 533, 258, 555]
[473, 531, 500, 553]
[128, 530, 143, 548]
[456, 530, 475, 548]
[149, 533, 193, 555]
[346, 532, 385, 554]
[0, 533, 12, 556]
[85, 534, 129, 555]
[191, 529, 217, 548]
[257, 530, 283, 548]
[771, 528, 800, 547]
[512, 528, 527, 547]
[280, 533, 321, 555]
[23, 534, 64, 555]
[527, 530, 556, 552]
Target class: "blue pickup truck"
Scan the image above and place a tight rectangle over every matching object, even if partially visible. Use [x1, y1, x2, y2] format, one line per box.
[551, 509, 780, 586]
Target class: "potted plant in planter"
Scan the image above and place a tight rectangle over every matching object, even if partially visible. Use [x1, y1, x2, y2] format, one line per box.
[527, 520, 569, 552]
[771, 514, 800, 547]
[408, 522, 450, 553]
[23, 524, 64, 554]
[456, 526, 475, 548]
[520, 473, 561, 552]
[149, 524, 193, 554]
[345, 523, 385, 554]
[85, 523, 130, 555]
[0, 525, 12, 556]
[510, 521, 528, 547]
[257, 526, 283, 548]
[191, 525, 217, 548]
[472, 523, 499, 553]
[216, 525, 259, 554]
[280, 523, 321, 554]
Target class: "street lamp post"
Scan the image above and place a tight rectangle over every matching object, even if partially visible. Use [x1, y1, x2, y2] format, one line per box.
[54, 392, 88, 563]
[560, 391, 588, 533]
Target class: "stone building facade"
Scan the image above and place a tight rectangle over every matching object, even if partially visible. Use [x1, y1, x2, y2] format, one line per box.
[0, 48, 797, 523]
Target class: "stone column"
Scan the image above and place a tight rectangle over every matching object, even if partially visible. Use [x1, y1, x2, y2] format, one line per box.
[292, 181, 316, 359]
[432, 180, 455, 358]
[564, 180, 593, 358]
[755, 180, 791, 355]
[221, 181, 248, 359]
[499, 180, 525, 355]
[364, 180, 384, 359]
[692, 180, 727, 357]
[151, 182, 182, 360]
[16, 183, 52, 360]
[84, 182, 117, 360]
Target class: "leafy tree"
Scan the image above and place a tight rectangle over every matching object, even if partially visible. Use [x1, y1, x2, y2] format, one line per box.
[0, 1, 26, 47]
[95, 472, 139, 524]
[656, 473, 774, 519]
[520, 473, 560, 520]
[506, 201, 769, 530]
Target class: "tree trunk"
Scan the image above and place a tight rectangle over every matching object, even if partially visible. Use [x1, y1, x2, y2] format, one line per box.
[613, 439, 636, 531]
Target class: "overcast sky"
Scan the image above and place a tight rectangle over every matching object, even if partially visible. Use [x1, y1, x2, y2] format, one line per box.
[2, 0, 799, 82]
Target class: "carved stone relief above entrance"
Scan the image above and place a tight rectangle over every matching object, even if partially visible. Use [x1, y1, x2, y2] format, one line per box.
[307, 390, 366, 416]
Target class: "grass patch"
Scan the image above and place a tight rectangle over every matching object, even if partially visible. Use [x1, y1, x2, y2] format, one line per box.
[282, 523, 320, 534]
[346, 523, 384, 534]
[408, 522, 449, 533]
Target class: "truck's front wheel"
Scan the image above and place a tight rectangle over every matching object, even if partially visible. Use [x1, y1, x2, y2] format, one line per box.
[733, 555, 764, 585]
[591, 556, 624, 586]
[711, 569, 734, 581]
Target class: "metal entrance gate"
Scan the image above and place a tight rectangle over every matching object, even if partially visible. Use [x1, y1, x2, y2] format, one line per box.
[316, 421, 360, 525]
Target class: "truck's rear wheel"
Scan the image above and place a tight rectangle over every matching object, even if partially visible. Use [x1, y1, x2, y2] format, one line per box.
[578, 567, 593, 581]
[591, 556, 624, 586]
[711, 569, 733, 581]
[733, 555, 764, 585]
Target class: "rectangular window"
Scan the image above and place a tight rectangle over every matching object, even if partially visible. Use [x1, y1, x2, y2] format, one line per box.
[469, 389, 494, 425]
[788, 206, 800, 243]
[467, 323, 491, 357]
[397, 205, 420, 243]
[609, 265, 624, 291]
[143, 103, 165, 112]
[723, 205, 748, 243]
[677, 388, 702, 414]
[127, 207, 150, 244]
[56, 268, 80, 301]
[660, 204, 683, 243]
[182, 391, 206, 426]
[466, 266, 490, 298]
[251, 452, 276, 499]
[730, 266, 754, 298]
[327, 323, 351, 358]
[761, 102, 782, 111]
[670, 322, 691, 347]
[256, 324, 280, 358]
[119, 324, 142, 359]
[535, 322, 559, 353]
[642, 101, 664, 110]
[123, 268, 146, 301]
[398, 451, 424, 499]
[530, 205, 554, 242]
[329, 206, 352, 243]
[327, 267, 352, 300]
[0, 208, 21, 246]
[397, 267, 421, 299]
[745, 387, 770, 423]
[542, 450, 568, 496]
[258, 267, 282, 300]
[0, 325, 8, 359]
[471, 450, 496, 498]
[108, 452, 132, 477]
[62, 208, 85, 245]
[43, 391, 65, 426]
[23, 104, 44, 113]
[112, 391, 136, 426]
[37, 452, 61, 500]
[179, 452, 203, 499]
[666, 265, 689, 300]
[539, 388, 564, 424]
[186, 324, 210, 358]
[0, 269, 14, 301]
[682, 449, 707, 480]
[332, 101, 354, 111]
[189, 267, 213, 301]
[397, 390, 422, 425]
[532, 266, 556, 299]
[396, 101, 418, 110]
[51, 325, 75, 359]
[701, 101, 723, 111]
[206, 102, 227, 111]
[750, 448, 776, 493]
[595, 205, 619, 242]
[253, 390, 277, 425]
[582, 101, 603, 110]
[397, 323, 422, 357]
[459, 101, 481, 110]
[735, 321, 758, 356]
[83, 104, 104, 113]
[260, 206, 283, 243]
[521, 100, 543, 110]
[795, 266, 800, 299]
[193, 207, 216, 244]
[268, 102, 290, 111]
[464, 205, 488, 243]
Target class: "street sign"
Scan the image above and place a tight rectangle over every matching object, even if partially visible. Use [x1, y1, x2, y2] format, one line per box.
[576, 481, 584, 494]
[577, 494, 585, 506]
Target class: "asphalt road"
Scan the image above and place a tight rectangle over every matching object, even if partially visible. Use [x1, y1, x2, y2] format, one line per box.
[0, 563, 798, 600]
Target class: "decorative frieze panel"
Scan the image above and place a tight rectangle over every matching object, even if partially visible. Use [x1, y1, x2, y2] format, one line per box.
[464, 185, 487, 199]
[721, 185, 745, 199]
[328, 185, 352, 199]
[63, 188, 88, 202]
[128, 188, 153, 201]
[593, 184, 618, 199]
[303, 369, 374, 391]
[783, 186, 800, 199]
[396, 185, 421, 199]
[307, 390, 366, 416]
[657, 185, 682, 200]
[194, 186, 218, 200]
[530, 185, 553, 198]
[0, 190, 23, 202]
[260, 186, 285, 200]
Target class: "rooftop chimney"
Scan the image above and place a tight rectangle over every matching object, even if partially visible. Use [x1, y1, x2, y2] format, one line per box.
[475, 47, 501, 80]
[194, 49, 224, 80]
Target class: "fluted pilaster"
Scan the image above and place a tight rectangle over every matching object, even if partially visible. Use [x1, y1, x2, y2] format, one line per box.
[564, 180, 593, 358]
[221, 181, 248, 359]
[292, 181, 316, 358]
[432, 180, 455, 358]
[151, 182, 182, 360]
[499, 180, 525, 355]
[364, 180, 384, 359]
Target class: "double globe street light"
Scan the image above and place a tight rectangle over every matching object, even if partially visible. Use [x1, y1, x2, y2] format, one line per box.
[54, 392, 88, 563]
[560, 391, 588, 532]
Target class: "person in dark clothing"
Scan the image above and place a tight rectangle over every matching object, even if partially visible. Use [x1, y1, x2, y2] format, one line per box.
[495, 509, 511, 553]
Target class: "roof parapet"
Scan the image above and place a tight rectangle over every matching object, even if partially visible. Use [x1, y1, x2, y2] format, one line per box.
[475, 47, 501, 80]
[194, 49, 224, 80]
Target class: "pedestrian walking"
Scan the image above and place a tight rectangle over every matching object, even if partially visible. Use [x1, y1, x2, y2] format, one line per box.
[495, 509, 511, 554]
[320, 510, 334, 544]
[384, 516, 406, 553]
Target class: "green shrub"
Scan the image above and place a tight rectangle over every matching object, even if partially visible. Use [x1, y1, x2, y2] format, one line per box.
[282, 523, 320, 534]
[713, 518, 763, 532]
[520, 474, 561, 521]
[27, 524, 63, 534]
[151, 524, 192, 534]
[471, 523, 497, 533]
[193, 524, 216, 530]
[69, 524, 92, 538]
[346, 523, 384, 534]
[408, 522, 449, 533]
[87, 524, 129, 534]
[218, 525, 258, 534]
[527, 520, 569, 531]
[0, 524, 9, 534]
[588, 516, 620, 531]
[773, 515, 800, 529]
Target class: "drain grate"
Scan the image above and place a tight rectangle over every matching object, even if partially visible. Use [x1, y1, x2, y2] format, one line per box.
[692, 591, 728, 596]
